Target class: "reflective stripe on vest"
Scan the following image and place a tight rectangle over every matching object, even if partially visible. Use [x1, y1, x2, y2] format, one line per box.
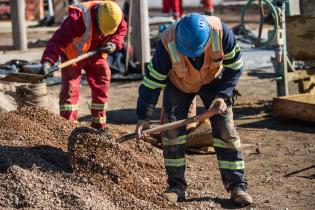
[161, 16, 224, 93]
[167, 29, 222, 65]
[211, 29, 222, 52]
[167, 41, 181, 63]
[73, 4, 92, 56]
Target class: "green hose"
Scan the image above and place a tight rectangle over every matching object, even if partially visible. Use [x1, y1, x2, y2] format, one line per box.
[240, 0, 279, 46]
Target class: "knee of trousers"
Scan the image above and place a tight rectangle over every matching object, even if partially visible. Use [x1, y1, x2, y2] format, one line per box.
[212, 126, 241, 151]
[211, 116, 240, 149]
[60, 82, 80, 104]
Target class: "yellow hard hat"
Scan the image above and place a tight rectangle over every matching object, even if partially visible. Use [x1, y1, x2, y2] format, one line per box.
[98, 1, 123, 35]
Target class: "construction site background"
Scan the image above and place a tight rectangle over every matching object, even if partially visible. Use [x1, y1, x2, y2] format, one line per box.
[0, 0, 314, 209]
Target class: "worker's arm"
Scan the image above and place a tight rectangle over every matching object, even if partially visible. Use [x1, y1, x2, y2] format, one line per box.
[41, 9, 84, 65]
[106, 17, 127, 51]
[216, 22, 244, 100]
[136, 40, 171, 120]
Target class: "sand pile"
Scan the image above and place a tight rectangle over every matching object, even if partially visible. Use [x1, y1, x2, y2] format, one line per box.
[0, 106, 172, 209]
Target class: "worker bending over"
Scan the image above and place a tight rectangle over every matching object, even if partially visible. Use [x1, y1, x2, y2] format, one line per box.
[41, 1, 127, 130]
[135, 13, 252, 206]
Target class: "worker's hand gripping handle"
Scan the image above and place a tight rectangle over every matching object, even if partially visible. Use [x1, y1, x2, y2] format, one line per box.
[44, 47, 111, 78]
[141, 109, 217, 136]
[116, 109, 218, 143]
[44, 65, 59, 78]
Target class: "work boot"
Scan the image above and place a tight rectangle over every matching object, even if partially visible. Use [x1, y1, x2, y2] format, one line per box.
[230, 186, 253, 206]
[162, 189, 185, 203]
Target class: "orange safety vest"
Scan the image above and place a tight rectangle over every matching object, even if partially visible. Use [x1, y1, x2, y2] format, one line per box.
[61, 1, 102, 60]
[161, 16, 224, 93]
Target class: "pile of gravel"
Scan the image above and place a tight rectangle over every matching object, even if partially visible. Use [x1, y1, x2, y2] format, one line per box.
[0, 106, 172, 209]
[68, 127, 167, 209]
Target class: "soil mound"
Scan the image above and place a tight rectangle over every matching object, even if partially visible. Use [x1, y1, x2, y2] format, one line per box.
[0, 106, 171, 209]
[0, 106, 76, 148]
[68, 127, 167, 209]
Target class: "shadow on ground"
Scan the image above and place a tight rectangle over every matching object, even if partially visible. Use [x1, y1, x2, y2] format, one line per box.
[232, 101, 315, 133]
[0, 145, 71, 173]
[79, 108, 162, 124]
[185, 196, 248, 209]
[238, 117, 315, 134]
[79, 103, 314, 134]
[246, 69, 275, 79]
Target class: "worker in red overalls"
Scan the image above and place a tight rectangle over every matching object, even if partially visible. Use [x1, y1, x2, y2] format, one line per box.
[40, 1, 127, 131]
[162, 0, 183, 20]
[202, 0, 215, 16]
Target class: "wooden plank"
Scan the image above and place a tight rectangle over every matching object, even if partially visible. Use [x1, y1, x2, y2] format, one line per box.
[287, 69, 315, 81]
[272, 93, 315, 122]
[286, 16, 315, 60]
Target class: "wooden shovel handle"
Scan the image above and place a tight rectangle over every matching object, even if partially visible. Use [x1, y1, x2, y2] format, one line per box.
[47, 46, 110, 76]
[116, 109, 218, 143]
[142, 109, 217, 135]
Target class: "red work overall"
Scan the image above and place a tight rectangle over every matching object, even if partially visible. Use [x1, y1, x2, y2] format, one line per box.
[41, 1, 127, 128]
[202, 0, 214, 12]
[162, 0, 183, 19]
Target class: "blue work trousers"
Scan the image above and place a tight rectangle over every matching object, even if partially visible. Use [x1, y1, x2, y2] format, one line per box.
[162, 82, 247, 192]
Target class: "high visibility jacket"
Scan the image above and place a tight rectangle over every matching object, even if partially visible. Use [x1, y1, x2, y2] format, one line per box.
[61, 1, 100, 60]
[161, 16, 224, 93]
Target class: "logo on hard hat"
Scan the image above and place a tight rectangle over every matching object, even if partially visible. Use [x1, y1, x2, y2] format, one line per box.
[199, 21, 206, 27]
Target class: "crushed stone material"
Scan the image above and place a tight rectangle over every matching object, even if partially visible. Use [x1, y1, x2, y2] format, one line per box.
[0, 106, 170, 209]
[0, 105, 223, 209]
[68, 127, 168, 209]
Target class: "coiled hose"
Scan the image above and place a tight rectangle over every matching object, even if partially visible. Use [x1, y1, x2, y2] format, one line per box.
[240, 0, 279, 46]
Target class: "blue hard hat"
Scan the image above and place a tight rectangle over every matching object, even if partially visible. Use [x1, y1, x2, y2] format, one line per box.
[175, 13, 211, 58]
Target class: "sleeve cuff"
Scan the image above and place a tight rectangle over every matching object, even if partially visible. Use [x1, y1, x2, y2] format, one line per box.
[216, 93, 229, 101]
[41, 58, 55, 66]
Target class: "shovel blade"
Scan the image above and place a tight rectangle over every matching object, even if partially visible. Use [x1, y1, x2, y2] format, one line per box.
[116, 133, 137, 143]
[0, 73, 44, 83]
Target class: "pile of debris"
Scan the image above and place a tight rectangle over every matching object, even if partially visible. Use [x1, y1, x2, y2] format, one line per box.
[0, 106, 170, 209]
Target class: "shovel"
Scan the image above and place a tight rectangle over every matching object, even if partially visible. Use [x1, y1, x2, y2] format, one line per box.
[116, 108, 218, 143]
[0, 46, 110, 83]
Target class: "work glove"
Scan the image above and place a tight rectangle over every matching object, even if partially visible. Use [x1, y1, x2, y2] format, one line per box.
[210, 97, 227, 114]
[39, 62, 51, 76]
[135, 120, 150, 140]
[103, 42, 116, 54]
[198, 97, 227, 122]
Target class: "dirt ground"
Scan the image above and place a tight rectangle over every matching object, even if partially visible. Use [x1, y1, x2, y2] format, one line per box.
[0, 70, 314, 209]
[105, 71, 315, 210]
[0, 6, 314, 210]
